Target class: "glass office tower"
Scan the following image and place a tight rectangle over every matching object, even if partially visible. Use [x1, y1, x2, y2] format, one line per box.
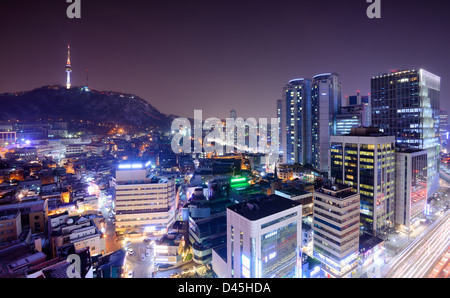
[330, 128, 396, 236]
[312, 73, 342, 175]
[371, 69, 440, 198]
[280, 78, 312, 165]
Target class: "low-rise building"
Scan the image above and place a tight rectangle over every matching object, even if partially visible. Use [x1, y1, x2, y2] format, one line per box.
[0, 243, 47, 278]
[49, 212, 105, 258]
[0, 212, 22, 243]
[0, 198, 48, 234]
[153, 233, 184, 264]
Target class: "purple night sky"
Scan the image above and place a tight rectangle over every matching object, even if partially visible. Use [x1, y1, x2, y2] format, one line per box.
[0, 0, 449, 120]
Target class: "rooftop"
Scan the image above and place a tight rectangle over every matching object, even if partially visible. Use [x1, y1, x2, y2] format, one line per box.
[317, 183, 356, 200]
[359, 234, 384, 252]
[0, 212, 19, 221]
[348, 127, 388, 137]
[156, 233, 183, 247]
[227, 195, 301, 221]
[96, 249, 126, 270]
[213, 245, 227, 263]
[116, 175, 175, 185]
[276, 187, 311, 197]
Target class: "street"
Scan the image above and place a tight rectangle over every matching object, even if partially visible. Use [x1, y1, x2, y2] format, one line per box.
[383, 210, 450, 278]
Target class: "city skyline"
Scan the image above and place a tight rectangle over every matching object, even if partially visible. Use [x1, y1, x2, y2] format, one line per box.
[0, 0, 449, 120]
[1, 0, 450, 281]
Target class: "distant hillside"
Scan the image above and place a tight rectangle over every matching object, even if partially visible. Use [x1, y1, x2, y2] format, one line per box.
[0, 85, 176, 130]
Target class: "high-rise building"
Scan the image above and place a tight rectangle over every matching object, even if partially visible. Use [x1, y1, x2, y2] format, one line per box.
[114, 161, 176, 234]
[276, 99, 282, 161]
[226, 196, 302, 278]
[371, 69, 440, 198]
[440, 110, 448, 148]
[312, 183, 360, 278]
[330, 127, 396, 236]
[279, 78, 312, 165]
[395, 149, 428, 232]
[312, 73, 342, 174]
[337, 91, 372, 136]
[65, 44, 72, 89]
[336, 104, 371, 136]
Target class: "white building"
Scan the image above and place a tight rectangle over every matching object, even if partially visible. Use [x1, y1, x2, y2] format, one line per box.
[395, 149, 428, 232]
[313, 184, 360, 278]
[114, 161, 176, 234]
[225, 195, 302, 278]
[49, 213, 105, 258]
[65, 144, 86, 156]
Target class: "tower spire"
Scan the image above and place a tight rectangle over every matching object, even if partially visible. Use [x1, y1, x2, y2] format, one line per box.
[66, 44, 71, 66]
[65, 44, 72, 89]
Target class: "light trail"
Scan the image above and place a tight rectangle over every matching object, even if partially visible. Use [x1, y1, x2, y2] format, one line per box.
[384, 210, 450, 278]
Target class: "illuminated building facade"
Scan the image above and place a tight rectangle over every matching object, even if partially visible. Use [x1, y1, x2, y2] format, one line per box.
[313, 184, 360, 278]
[226, 196, 302, 278]
[0, 131, 16, 145]
[395, 149, 428, 232]
[336, 102, 372, 136]
[440, 110, 448, 148]
[330, 127, 396, 236]
[114, 161, 176, 234]
[371, 69, 440, 198]
[312, 73, 342, 174]
[279, 78, 312, 165]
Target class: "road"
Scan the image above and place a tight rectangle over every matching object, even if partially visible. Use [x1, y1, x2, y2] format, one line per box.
[428, 248, 450, 278]
[123, 237, 156, 278]
[383, 209, 450, 278]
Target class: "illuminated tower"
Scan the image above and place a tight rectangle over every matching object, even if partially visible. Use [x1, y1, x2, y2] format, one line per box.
[371, 69, 440, 198]
[311, 73, 342, 175]
[65, 44, 72, 89]
[280, 78, 312, 165]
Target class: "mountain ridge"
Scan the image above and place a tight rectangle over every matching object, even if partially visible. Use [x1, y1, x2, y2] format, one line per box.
[0, 85, 176, 130]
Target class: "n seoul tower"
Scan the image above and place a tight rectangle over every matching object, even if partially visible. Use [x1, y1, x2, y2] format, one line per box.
[65, 44, 72, 89]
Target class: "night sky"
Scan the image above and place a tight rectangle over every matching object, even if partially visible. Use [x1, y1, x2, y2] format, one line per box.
[1, 0, 449, 120]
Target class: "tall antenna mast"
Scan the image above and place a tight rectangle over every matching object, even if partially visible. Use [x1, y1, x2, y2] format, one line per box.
[65, 44, 72, 89]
